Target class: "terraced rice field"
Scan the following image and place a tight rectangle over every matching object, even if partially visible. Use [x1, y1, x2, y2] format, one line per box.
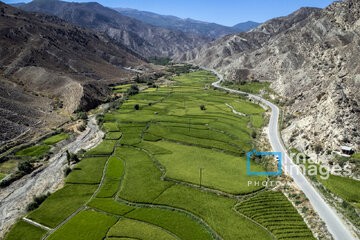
[236, 191, 315, 240]
[5, 70, 314, 240]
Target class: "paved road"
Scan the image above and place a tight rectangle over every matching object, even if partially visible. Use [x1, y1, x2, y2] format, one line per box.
[210, 69, 356, 240]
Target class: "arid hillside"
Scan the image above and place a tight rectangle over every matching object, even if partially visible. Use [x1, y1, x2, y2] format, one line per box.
[178, 1, 360, 154]
[0, 2, 147, 146]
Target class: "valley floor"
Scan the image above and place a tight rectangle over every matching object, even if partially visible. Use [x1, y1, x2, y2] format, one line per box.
[4, 70, 314, 240]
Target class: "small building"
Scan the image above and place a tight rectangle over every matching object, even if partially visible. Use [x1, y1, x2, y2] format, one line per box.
[341, 146, 354, 155]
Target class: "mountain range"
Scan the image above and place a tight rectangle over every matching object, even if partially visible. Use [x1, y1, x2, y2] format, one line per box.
[17, 0, 212, 58]
[115, 8, 260, 39]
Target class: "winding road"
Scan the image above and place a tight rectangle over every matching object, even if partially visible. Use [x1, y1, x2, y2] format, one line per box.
[210, 69, 356, 240]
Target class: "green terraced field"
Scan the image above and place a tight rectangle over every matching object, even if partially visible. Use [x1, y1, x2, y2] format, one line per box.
[236, 191, 315, 240]
[65, 157, 108, 184]
[42, 133, 70, 145]
[107, 218, 178, 240]
[5, 70, 314, 240]
[152, 141, 265, 194]
[48, 210, 118, 240]
[4, 220, 46, 240]
[27, 184, 97, 228]
[15, 145, 51, 157]
[320, 174, 360, 206]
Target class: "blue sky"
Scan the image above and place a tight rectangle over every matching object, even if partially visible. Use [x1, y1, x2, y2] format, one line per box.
[5, 0, 336, 26]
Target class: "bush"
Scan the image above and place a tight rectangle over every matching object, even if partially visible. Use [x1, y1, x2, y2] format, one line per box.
[200, 105, 206, 111]
[251, 131, 257, 139]
[77, 112, 88, 120]
[64, 167, 71, 177]
[127, 85, 139, 96]
[314, 144, 323, 154]
[134, 104, 140, 110]
[26, 193, 50, 212]
[18, 161, 34, 174]
[77, 124, 86, 132]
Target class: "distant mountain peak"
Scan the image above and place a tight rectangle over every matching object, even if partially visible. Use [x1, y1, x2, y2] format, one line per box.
[114, 7, 242, 39]
[233, 21, 261, 31]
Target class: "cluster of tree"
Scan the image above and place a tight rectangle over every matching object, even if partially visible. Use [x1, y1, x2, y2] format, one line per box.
[166, 64, 199, 75]
[149, 56, 172, 66]
[0, 161, 35, 188]
[26, 193, 51, 212]
[127, 85, 139, 96]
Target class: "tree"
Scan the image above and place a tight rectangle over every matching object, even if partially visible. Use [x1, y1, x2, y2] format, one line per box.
[18, 161, 34, 174]
[77, 111, 88, 120]
[70, 153, 80, 163]
[200, 105, 206, 111]
[252, 131, 257, 139]
[66, 150, 71, 166]
[127, 85, 139, 96]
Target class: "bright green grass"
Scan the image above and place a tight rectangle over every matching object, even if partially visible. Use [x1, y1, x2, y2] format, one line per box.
[85, 140, 116, 156]
[147, 123, 243, 154]
[115, 146, 173, 203]
[229, 100, 265, 114]
[15, 145, 51, 157]
[96, 157, 123, 198]
[351, 153, 360, 160]
[222, 82, 271, 94]
[48, 210, 118, 240]
[135, 141, 172, 155]
[66, 157, 108, 184]
[118, 126, 145, 145]
[0, 172, 7, 180]
[42, 133, 70, 145]
[105, 132, 122, 140]
[103, 122, 120, 132]
[251, 114, 264, 128]
[319, 175, 360, 204]
[154, 184, 272, 240]
[126, 208, 213, 240]
[27, 184, 97, 228]
[236, 191, 315, 240]
[87, 198, 134, 216]
[4, 220, 47, 240]
[153, 141, 265, 194]
[107, 218, 177, 240]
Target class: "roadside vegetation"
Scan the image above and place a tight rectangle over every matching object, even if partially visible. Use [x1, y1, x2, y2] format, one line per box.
[4, 69, 314, 240]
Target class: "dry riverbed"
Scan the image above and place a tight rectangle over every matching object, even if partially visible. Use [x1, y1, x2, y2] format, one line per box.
[0, 115, 104, 237]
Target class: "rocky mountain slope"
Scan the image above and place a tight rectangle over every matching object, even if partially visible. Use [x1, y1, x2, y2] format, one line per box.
[233, 21, 261, 31]
[179, 2, 360, 154]
[18, 0, 211, 58]
[0, 2, 146, 146]
[114, 7, 241, 39]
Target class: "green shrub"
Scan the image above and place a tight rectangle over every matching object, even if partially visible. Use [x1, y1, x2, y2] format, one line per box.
[26, 193, 50, 212]
[18, 161, 34, 174]
[77, 112, 88, 120]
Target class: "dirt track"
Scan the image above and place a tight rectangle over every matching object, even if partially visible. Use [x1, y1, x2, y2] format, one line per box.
[0, 115, 104, 237]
